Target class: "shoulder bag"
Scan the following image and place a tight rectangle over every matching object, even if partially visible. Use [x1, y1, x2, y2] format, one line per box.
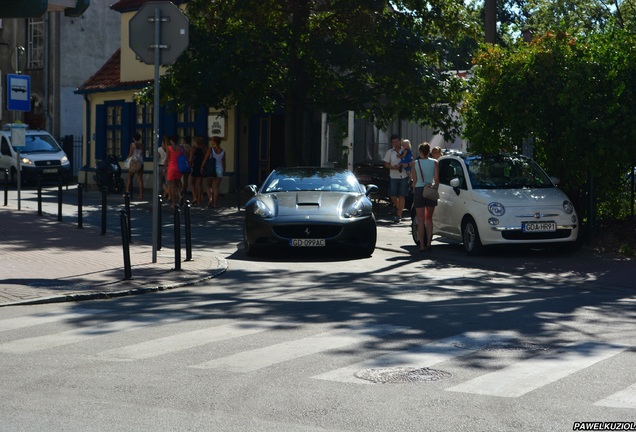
[177, 146, 191, 174]
[202, 153, 216, 177]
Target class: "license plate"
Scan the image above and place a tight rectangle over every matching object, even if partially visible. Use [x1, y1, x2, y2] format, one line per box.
[290, 238, 326, 247]
[43, 168, 57, 174]
[522, 221, 557, 232]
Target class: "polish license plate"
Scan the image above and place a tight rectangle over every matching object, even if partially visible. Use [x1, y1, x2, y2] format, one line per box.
[522, 221, 557, 232]
[290, 238, 326, 247]
[43, 168, 57, 174]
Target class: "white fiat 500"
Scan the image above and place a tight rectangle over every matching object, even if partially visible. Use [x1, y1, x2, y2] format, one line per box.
[426, 153, 579, 255]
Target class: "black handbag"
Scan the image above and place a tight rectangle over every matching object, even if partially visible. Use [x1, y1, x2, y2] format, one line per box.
[202, 156, 216, 177]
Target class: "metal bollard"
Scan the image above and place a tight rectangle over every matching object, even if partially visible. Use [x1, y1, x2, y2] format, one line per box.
[173, 204, 182, 271]
[123, 192, 132, 243]
[4, 169, 8, 206]
[157, 194, 163, 250]
[57, 180, 63, 222]
[37, 175, 43, 216]
[77, 183, 84, 228]
[101, 186, 108, 235]
[184, 199, 192, 261]
[119, 210, 132, 280]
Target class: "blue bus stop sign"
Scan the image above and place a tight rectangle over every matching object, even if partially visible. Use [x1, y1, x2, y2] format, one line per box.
[7, 74, 31, 112]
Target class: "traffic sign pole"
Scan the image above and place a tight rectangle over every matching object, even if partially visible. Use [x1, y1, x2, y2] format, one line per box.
[151, 6, 161, 264]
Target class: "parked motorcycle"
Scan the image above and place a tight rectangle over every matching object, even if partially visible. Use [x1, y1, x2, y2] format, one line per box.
[93, 155, 124, 194]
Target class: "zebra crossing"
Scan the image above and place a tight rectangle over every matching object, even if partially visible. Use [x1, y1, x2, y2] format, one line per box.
[1, 309, 634, 408]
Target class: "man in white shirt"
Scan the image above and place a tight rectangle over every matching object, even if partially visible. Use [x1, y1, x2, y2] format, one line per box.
[383, 133, 409, 223]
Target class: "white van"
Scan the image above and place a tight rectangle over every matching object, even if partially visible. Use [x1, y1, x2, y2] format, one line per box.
[0, 124, 72, 184]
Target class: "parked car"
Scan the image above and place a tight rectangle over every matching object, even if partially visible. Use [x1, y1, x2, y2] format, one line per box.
[411, 153, 579, 255]
[244, 167, 378, 257]
[0, 124, 72, 184]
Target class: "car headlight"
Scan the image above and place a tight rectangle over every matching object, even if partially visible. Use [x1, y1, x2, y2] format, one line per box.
[563, 200, 574, 214]
[488, 202, 505, 216]
[20, 157, 34, 166]
[344, 198, 365, 218]
[252, 199, 274, 218]
[61, 155, 70, 165]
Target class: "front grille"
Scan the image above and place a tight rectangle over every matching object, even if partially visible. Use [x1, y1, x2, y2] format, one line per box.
[34, 160, 62, 167]
[501, 229, 573, 240]
[273, 224, 342, 239]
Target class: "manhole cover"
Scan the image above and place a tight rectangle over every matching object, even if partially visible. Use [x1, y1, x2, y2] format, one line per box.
[452, 341, 549, 351]
[354, 367, 453, 384]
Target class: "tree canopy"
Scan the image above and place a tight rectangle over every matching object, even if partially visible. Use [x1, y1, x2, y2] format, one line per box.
[153, 0, 478, 165]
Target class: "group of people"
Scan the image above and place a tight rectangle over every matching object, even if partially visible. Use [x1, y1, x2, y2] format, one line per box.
[126, 133, 226, 209]
[383, 133, 442, 252]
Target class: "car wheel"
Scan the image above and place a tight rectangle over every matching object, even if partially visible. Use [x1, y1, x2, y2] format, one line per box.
[462, 217, 483, 256]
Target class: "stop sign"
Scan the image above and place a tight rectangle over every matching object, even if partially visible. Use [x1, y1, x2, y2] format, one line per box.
[129, 1, 189, 65]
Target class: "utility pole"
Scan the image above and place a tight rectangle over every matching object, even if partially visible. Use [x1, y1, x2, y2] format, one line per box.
[485, 0, 496, 43]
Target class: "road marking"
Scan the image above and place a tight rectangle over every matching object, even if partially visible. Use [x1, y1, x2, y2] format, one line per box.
[594, 382, 636, 409]
[446, 341, 628, 397]
[191, 324, 406, 372]
[312, 331, 518, 384]
[0, 309, 109, 332]
[96, 321, 286, 361]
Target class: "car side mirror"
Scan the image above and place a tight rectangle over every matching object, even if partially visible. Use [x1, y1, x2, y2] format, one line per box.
[365, 184, 379, 196]
[450, 178, 461, 188]
[245, 184, 258, 195]
[550, 176, 560, 186]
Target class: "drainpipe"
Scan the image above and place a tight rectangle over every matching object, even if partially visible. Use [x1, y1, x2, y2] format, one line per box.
[83, 93, 91, 186]
[44, 12, 51, 132]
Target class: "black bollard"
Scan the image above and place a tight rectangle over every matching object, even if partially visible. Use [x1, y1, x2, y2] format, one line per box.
[184, 200, 192, 261]
[101, 186, 108, 235]
[157, 194, 163, 250]
[119, 210, 132, 280]
[4, 169, 8, 206]
[77, 183, 84, 228]
[57, 180, 63, 222]
[123, 192, 132, 243]
[37, 175, 42, 216]
[173, 204, 182, 271]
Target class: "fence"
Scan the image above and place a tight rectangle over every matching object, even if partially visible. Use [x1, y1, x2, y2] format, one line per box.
[60, 135, 83, 178]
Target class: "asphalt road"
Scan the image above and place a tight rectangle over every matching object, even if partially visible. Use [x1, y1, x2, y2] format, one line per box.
[1, 184, 635, 431]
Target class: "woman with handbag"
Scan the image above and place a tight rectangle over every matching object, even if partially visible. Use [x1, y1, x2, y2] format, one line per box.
[412, 142, 439, 252]
[126, 133, 144, 200]
[202, 136, 225, 208]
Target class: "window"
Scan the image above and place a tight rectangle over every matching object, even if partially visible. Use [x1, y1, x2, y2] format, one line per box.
[27, 18, 44, 70]
[106, 104, 123, 157]
[135, 104, 154, 159]
[177, 108, 198, 146]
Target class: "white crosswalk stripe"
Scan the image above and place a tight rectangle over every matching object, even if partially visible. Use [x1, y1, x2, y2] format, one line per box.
[0, 309, 109, 332]
[191, 324, 406, 372]
[312, 331, 519, 384]
[594, 383, 636, 409]
[446, 341, 629, 397]
[96, 321, 286, 361]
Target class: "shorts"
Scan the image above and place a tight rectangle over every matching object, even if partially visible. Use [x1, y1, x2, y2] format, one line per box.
[389, 177, 409, 198]
[413, 186, 438, 208]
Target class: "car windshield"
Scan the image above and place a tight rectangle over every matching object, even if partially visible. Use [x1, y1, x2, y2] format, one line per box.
[13, 134, 62, 154]
[262, 168, 363, 193]
[465, 155, 554, 189]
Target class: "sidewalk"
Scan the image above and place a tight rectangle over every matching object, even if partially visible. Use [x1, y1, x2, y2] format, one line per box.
[0, 185, 228, 307]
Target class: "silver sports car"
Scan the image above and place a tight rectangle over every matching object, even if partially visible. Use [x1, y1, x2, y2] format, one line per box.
[243, 167, 378, 257]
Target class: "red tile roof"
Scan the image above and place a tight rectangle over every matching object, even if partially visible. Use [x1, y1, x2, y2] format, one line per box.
[76, 49, 151, 93]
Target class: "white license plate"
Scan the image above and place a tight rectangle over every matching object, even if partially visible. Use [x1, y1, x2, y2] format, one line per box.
[522, 221, 557, 232]
[290, 238, 326, 247]
[43, 168, 57, 174]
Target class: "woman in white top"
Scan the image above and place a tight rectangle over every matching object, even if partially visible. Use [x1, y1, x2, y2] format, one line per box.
[412, 142, 439, 252]
[126, 132, 144, 200]
[203, 136, 226, 208]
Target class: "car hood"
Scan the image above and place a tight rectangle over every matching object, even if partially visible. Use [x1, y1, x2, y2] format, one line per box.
[468, 187, 569, 206]
[265, 191, 362, 217]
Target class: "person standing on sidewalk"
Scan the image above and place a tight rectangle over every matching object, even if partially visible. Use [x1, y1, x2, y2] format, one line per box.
[165, 134, 182, 207]
[158, 136, 169, 200]
[189, 136, 205, 206]
[383, 133, 409, 223]
[203, 136, 225, 208]
[412, 142, 439, 251]
[126, 133, 144, 200]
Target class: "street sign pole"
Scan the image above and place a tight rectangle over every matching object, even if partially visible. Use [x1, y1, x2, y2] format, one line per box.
[151, 7, 162, 264]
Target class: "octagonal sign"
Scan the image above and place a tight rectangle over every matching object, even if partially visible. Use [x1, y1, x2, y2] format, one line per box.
[129, 1, 189, 65]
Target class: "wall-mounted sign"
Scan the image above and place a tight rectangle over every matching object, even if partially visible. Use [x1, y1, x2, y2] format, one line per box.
[7, 74, 31, 112]
[208, 113, 226, 139]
